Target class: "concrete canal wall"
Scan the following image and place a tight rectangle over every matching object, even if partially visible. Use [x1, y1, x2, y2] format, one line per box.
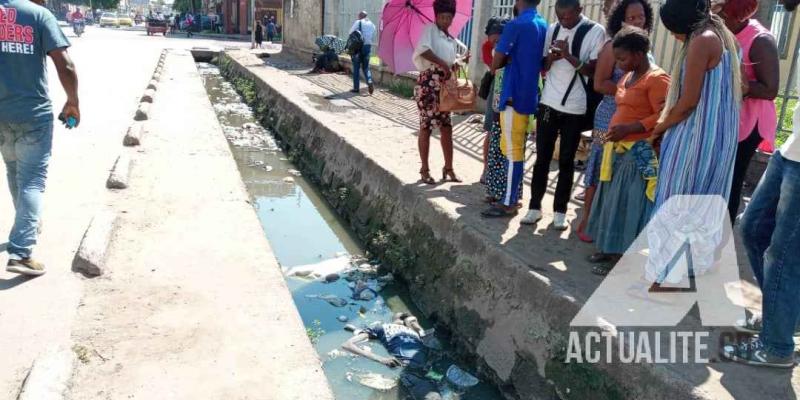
[215, 49, 753, 400]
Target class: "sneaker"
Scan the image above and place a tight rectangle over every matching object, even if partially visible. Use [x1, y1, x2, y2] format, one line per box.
[553, 212, 569, 230]
[721, 337, 795, 368]
[520, 209, 542, 225]
[735, 313, 800, 336]
[6, 258, 46, 276]
[368, 83, 375, 95]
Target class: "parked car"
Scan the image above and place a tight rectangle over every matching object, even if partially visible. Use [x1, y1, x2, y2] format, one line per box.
[117, 14, 134, 27]
[99, 12, 118, 27]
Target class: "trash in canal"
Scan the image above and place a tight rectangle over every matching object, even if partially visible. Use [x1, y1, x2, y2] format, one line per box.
[324, 273, 340, 283]
[357, 372, 398, 391]
[284, 255, 352, 279]
[446, 365, 480, 389]
[337, 315, 349, 322]
[305, 294, 348, 307]
[283, 177, 295, 183]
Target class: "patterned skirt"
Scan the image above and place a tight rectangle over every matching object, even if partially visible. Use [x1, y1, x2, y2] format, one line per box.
[584, 96, 617, 187]
[485, 120, 523, 202]
[414, 68, 452, 131]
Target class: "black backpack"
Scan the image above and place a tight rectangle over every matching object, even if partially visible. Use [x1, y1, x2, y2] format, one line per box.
[346, 21, 365, 56]
[552, 21, 603, 132]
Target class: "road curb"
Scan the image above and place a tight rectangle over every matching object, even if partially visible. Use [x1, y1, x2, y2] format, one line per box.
[72, 210, 118, 277]
[17, 347, 75, 400]
[134, 102, 150, 121]
[123, 122, 145, 146]
[146, 79, 158, 91]
[106, 153, 131, 189]
[140, 88, 155, 103]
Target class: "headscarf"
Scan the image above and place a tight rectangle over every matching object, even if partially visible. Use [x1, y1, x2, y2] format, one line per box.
[433, 0, 457, 15]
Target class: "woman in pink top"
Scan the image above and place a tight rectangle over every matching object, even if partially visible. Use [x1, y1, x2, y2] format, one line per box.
[717, 0, 780, 221]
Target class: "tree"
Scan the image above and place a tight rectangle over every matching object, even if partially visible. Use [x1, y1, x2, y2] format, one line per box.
[74, 0, 121, 11]
[172, 0, 201, 13]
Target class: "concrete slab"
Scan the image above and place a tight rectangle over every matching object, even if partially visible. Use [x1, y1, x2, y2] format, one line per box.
[72, 210, 118, 277]
[106, 153, 131, 189]
[221, 50, 797, 400]
[17, 347, 75, 400]
[66, 50, 333, 400]
[140, 88, 156, 103]
[123, 122, 145, 146]
[134, 102, 150, 121]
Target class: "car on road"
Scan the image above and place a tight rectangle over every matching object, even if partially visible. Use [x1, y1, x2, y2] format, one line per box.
[118, 14, 134, 27]
[99, 12, 118, 27]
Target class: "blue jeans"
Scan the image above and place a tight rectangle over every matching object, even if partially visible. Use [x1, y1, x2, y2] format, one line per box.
[0, 121, 53, 260]
[741, 151, 800, 357]
[352, 44, 373, 91]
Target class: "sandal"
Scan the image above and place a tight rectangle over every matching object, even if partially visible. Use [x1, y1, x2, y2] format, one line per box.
[591, 264, 614, 276]
[576, 230, 594, 243]
[481, 205, 518, 218]
[419, 169, 435, 185]
[587, 253, 614, 264]
[441, 168, 462, 183]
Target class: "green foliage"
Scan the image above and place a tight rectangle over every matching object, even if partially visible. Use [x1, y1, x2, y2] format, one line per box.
[775, 95, 797, 147]
[73, 0, 120, 11]
[387, 81, 414, 99]
[305, 320, 325, 343]
[172, 0, 201, 13]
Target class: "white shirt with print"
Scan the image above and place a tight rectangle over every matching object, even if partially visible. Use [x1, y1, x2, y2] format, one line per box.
[540, 16, 606, 115]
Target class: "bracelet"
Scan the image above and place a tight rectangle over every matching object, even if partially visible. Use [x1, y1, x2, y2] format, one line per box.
[575, 61, 585, 71]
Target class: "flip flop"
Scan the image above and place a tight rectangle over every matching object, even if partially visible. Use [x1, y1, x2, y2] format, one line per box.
[576, 230, 594, 243]
[591, 264, 613, 276]
[587, 253, 614, 264]
[481, 205, 518, 218]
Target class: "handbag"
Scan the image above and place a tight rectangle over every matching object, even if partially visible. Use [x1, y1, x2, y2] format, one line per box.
[439, 75, 477, 113]
[478, 71, 493, 100]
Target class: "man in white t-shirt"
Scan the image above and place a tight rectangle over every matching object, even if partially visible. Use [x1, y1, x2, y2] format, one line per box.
[722, 0, 800, 369]
[522, 0, 605, 229]
[349, 11, 377, 94]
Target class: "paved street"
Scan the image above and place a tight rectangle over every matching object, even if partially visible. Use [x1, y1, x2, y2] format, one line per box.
[0, 26, 252, 398]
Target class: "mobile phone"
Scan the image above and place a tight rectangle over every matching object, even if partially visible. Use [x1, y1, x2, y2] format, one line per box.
[58, 113, 78, 129]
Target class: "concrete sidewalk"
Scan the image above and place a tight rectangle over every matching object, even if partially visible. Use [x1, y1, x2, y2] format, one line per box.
[65, 49, 332, 399]
[223, 49, 796, 400]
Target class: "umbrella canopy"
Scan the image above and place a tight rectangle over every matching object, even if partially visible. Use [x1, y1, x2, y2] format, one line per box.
[378, 0, 472, 74]
[315, 35, 348, 54]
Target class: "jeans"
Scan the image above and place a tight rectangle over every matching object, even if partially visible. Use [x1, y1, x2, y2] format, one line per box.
[728, 126, 762, 221]
[529, 105, 584, 213]
[740, 151, 800, 357]
[0, 120, 53, 260]
[352, 44, 373, 91]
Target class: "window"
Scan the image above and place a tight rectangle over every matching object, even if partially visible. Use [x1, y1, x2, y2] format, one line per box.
[771, 4, 797, 59]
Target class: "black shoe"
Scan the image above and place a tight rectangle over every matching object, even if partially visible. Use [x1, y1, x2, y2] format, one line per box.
[349, 89, 359, 94]
[368, 83, 374, 95]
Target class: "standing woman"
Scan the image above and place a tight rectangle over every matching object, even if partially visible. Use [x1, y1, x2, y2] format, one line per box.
[413, 0, 463, 184]
[717, 0, 780, 222]
[647, 0, 742, 281]
[255, 21, 264, 49]
[586, 27, 670, 275]
[575, 0, 655, 242]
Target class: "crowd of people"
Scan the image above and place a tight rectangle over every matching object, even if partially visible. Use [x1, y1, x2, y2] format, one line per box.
[410, 0, 800, 368]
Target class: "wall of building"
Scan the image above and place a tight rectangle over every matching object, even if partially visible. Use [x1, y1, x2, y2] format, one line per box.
[282, 0, 323, 53]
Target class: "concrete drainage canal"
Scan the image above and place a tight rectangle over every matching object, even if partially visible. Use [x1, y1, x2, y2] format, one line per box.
[197, 62, 503, 400]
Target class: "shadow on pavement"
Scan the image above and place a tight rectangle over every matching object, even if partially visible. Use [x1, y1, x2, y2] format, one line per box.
[0, 274, 36, 290]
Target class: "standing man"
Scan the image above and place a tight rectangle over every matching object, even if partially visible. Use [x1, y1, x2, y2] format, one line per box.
[266, 17, 276, 43]
[349, 10, 376, 95]
[481, 0, 548, 218]
[0, 0, 79, 276]
[522, 0, 605, 229]
[722, 0, 800, 369]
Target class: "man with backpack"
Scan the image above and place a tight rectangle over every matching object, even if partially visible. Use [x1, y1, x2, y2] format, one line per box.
[522, 0, 605, 230]
[348, 11, 376, 95]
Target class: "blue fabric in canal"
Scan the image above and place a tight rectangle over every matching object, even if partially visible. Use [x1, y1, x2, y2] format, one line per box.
[365, 323, 428, 369]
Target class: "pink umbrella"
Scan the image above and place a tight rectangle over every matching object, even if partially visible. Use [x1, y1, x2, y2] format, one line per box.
[378, 0, 472, 74]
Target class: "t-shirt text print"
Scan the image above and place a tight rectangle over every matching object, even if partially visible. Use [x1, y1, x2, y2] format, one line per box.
[0, 7, 35, 55]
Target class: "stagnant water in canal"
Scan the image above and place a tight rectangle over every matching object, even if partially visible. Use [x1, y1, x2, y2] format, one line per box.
[197, 63, 503, 400]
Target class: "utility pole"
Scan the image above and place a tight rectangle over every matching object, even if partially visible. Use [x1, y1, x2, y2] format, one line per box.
[250, 0, 255, 48]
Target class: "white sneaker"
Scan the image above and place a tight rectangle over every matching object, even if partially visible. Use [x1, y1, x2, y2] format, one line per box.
[553, 212, 569, 230]
[520, 209, 542, 225]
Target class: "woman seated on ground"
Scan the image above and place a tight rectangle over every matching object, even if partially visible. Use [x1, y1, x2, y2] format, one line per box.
[586, 27, 670, 276]
[413, 0, 466, 184]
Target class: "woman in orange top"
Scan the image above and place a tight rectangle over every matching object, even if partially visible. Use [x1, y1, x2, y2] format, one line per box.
[586, 27, 670, 275]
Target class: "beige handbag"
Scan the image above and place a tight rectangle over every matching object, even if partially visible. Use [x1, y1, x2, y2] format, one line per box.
[439, 76, 477, 113]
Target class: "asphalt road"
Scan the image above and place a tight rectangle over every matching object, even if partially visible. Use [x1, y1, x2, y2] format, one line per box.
[0, 26, 250, 399]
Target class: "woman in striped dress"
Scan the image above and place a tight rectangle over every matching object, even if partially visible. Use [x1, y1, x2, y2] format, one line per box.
[645, 0, 741, 283]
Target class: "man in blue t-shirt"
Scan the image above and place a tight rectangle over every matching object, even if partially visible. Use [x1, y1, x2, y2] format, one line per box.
[481, 0, 547, 219]
[1, 0, 79, 276]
